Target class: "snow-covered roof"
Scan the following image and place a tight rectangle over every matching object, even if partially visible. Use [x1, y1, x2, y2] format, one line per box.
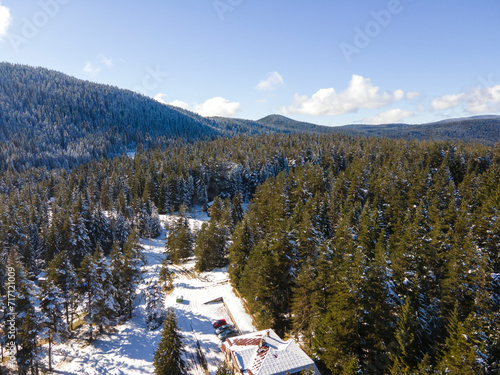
[222, 329, 319, 375]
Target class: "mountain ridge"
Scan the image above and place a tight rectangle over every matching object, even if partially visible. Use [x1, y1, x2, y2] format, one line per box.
[1, 62, 499, 171]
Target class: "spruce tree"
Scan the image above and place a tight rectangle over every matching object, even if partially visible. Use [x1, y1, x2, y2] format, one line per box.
[158, 258, 173, 292]
[153, 308, 185, 375]
[166, 209, 192, 263]
[110, 243, 142, 318]
[435, 306, 479, 374]
[39, 279, 69, 371]
[145, 282, 165, 330]
[47, 250, 77, 329]
[8, 249, 40, 375]
[216, 361, 234, 375]
[389, 297, 417, 374]
[78, 246, 118, 341]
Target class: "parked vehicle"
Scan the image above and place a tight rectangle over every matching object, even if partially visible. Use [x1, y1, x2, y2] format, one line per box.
[176, 295, 183, 303]
[216, 324, 234, 335]
[212, 319, 227, 329]
[218, 329, 238, 341]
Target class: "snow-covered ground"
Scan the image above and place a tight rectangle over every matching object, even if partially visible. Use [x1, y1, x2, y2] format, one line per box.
[53, 212, 255, 375]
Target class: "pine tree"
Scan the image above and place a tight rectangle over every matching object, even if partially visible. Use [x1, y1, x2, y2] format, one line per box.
[110, 243, 143, 318]
[435, 306, 479, 374]
[7, 249, 40, 375]
[145, 282, 164, 330]
[158, 258, 173, 292]
[228, 218, 253, 287]
[291, 260, 318, 349]
[194, 221, 228, 272]
[216, 360, 234, 375]
[47, 250, 77, 329]
[122, 228, 145, 267]
[230, 192, 244, 229]
[39, 279, 69, 371]
[69, 213, 92, 267]
[78, 246, 118, 341]
[389, 297, 417, 374]
[112, 212, 131, 248]
[17, 308, 41, 375]
[166, 209, 192, 263]
[153, 308, 186, 375]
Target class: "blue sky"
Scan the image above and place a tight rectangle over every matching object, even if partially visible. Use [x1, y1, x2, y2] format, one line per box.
[1, 0, 499, 126]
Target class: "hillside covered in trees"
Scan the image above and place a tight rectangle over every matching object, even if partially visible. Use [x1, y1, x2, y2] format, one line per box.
[1, 63, 500, 173]
[0, 131, 499, 374]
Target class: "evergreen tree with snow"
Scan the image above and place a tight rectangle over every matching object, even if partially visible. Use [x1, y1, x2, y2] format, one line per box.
[153, 308, 185, 375]
[158, 258, 173, 292]
[194, 221, 229, 272]
[110, 243, 143, 318]
[112, 212, 131, 248]
[39, 279, 69, 371]
[230, 192, 244, 229]
[216, 361, 234, 375]
[47, 250, 78, 329]
[78, 245, 118, 341]
[144, 282, 164, 331]
[166, 206, 192, 263]
[17, 308, 41, 375]
[435, 306, 479, 374]
[123, 228, 145, 266]
[389, 297, 417, 374]
[7, 248, 41, 375]
[69, 212, 92, 267]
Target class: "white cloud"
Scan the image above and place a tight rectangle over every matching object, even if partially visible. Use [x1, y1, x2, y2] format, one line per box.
[83, 54, 114, 78]
[256, 71, 285, 91]
[467, 85, 500, 113]
[83, 61, 101, 77]
[154, 93, 168, 105]
[432, 85, 500, 114]
[364, 108, 414, 124]
[406, 91, 422, 100]
[154, 94, 191, 110]
[98, 54, 113, 68]
[195, 97, 241, 117]
[431, 93, 466, 111]
[0, 3, 12, 40]
[168, 99, 190, 111]
[281, 74, 405, 116]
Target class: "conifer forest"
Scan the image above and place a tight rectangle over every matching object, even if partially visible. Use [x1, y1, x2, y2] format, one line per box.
[0, 64, 499, 375]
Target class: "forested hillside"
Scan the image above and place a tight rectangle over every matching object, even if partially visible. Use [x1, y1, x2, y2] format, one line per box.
[0, 62, 224, 170]
[1, 132, 499, 374]
[1, 63, 499, 173]
[258, 114, 500, 145]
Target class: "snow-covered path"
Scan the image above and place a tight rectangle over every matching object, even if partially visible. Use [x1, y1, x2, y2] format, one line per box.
[53, 214, 255, 375]
[167, 260, 256, 374]
[53, 232, 167, 375]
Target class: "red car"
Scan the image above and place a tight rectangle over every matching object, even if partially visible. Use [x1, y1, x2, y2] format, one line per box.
[213, 319, 227, 329]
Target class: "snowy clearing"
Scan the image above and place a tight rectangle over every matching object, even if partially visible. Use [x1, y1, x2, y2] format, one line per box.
[50, 212, 255, 375]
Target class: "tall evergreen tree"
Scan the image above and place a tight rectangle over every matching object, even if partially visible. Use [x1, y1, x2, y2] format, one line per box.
[46, 250, 77, 329]
[78, 246, 118, 341]
[166, 208, 192, 263]
[39, 279, 69, 371]
[153, 308, 186, 375]
[435, 306, 479, 374]
[145, 282, 164, 331]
